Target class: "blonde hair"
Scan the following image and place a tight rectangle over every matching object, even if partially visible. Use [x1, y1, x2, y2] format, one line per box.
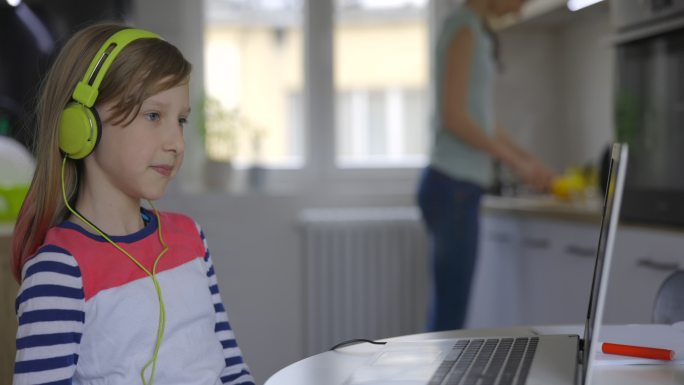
[11, 22, 191, 282]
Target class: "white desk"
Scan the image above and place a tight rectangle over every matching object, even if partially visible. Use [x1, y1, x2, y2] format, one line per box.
[265, 326, 684, 385]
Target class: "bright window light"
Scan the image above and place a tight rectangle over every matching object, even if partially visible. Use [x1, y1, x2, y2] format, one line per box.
[567, 0, 603, 12]
[7, 0, 22, 7]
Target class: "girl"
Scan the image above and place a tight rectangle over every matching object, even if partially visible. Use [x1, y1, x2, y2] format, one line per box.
[11, 23, 255, 385]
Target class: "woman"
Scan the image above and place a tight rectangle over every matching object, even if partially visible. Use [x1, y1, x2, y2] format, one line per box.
[418, 0, 556, 332]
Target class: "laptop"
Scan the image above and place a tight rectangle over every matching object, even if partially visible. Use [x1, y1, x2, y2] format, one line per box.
[344, 143, 629, 385]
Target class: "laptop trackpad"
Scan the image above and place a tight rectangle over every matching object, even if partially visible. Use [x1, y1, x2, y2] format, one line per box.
[344, 342, 449, 384]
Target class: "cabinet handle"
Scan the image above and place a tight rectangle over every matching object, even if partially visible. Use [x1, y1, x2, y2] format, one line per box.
[490, 232, 513, 244]
[636, 258, 679, 272]
[522, 238, 549, 249]
[564, 245, 595, 258]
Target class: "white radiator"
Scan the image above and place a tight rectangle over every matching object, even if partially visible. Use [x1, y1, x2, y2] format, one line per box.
[299, 207, 430, 356]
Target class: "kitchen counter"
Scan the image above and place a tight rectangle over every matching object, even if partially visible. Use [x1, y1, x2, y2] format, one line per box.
[482, 195, 684, 235]
[481, 194, 602, 223]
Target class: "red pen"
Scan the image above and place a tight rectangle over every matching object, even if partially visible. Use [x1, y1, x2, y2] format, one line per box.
[601, 342, 675, 361]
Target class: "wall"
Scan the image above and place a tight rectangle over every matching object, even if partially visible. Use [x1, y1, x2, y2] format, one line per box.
[556, 5, 614, 167]
[496, 3, 615, 171]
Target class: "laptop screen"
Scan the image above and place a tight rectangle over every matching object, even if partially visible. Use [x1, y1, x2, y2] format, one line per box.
[581, 143, 628, 382]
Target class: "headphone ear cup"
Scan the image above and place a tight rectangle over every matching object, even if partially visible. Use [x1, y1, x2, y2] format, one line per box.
[59, 102, 101, 159]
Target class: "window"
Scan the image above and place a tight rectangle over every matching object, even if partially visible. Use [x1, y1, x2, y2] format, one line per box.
[334, 0, 429, 167]
[336, 88, 428, 167]
[204, 0, 429, 174]
[204, 0, 304, 168]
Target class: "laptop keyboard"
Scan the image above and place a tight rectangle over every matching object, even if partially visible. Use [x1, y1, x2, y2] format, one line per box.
[428, 337, 539, 385]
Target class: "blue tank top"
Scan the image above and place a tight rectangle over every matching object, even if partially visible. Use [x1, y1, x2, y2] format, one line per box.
[430, 7, 496, 187]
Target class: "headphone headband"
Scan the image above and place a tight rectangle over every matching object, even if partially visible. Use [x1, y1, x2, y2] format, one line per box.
[72, 28, 161, 107]
[59, 27, 161, 159]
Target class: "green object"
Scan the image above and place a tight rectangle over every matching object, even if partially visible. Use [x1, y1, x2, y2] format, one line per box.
[0, 117, 9, 136]
[0, 185, 29, 222]
[615, 91, 640, 146]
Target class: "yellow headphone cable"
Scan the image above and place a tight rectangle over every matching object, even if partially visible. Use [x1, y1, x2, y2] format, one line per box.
[61, 156, 168, 385]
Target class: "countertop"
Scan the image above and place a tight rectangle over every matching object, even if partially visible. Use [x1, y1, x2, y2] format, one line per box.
[482, 195, 684, 234]
[481, 194, 603, 223]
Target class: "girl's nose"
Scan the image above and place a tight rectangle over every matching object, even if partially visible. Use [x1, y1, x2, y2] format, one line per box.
[164, 122, 185, 154]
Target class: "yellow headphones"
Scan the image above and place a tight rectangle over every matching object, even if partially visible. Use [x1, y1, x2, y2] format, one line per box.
[58, 28, 160, 159]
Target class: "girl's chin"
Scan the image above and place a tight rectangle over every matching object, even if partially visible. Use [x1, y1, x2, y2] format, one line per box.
[141, 185, 171, 201]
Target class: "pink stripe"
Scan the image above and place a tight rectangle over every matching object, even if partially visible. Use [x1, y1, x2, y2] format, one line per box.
[44, 212, 204, 300]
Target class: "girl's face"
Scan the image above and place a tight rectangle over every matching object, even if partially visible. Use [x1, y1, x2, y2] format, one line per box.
[90, 82, 190, 202]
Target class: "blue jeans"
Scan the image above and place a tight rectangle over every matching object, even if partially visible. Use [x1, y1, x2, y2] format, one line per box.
[417, 167, 483, 332]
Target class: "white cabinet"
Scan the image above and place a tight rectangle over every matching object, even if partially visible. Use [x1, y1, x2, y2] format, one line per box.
[466, 213, 525, 328]
[603, 225, 684, 324]
[516, 218, 598, 325]
[467, 212, 599, 328]
[466, 211, 684, 329]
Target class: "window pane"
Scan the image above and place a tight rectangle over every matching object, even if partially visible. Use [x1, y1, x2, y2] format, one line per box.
[204, 0, 303, 167]
[334, 0, 429, 167]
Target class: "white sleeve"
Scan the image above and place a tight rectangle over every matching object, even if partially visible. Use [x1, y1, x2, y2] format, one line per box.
[197, 224, 256, 385]
[13, 245, 85, 385]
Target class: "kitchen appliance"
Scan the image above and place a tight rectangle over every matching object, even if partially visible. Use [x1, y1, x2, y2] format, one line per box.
[611, 0, 684, 227]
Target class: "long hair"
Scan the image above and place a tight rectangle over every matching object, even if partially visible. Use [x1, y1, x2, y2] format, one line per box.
[11, 22, 192, 282]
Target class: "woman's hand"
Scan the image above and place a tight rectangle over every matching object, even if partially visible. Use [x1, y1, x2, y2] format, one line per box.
[512, 157, 557, 192]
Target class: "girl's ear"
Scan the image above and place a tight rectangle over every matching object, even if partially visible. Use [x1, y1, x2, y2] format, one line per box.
[59, 102, 102, 159]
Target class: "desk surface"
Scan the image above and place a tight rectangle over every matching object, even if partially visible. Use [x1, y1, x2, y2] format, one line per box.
[265, 326, 684, 385]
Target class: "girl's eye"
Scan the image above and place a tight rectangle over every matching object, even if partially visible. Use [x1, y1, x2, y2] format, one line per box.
[144, 112, 161, 122]
[179, 117, 188, 128]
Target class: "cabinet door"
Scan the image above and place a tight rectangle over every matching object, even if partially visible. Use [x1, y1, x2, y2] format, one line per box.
[469, 213, 599, 328]
[466, 213, 523, 328]
[603, 226, 684, 323]
[516, 218, 598, 325]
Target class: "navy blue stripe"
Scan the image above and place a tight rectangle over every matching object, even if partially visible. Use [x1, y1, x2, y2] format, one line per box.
[225, 355, 245, 367]
[204, 250, 210, 261]
[234, 381, 256, 385]
[34, 379, 72, 385]
[215, 321, 232, 332]
[19, 309, 85, 325]
[16, 284, 84, 312]
[209, 284, 219, 295]
[14, 353, 78, 373]
[214, 303, 225, 313]
[221, 339, 238, 349]
[206, 265, 215, 277]
[221, 369, 252, 384]
[35, 245, 71, 256]
[57, 210, 157, 244]
[199, 229, 206, 240]
[25, 261, 81, 280]
[16, 332, 82, 349]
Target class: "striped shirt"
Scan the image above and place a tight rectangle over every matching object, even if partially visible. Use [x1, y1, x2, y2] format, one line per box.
[14, 209, 255, 385]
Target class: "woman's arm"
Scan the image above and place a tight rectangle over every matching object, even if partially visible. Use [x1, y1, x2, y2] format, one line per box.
[441, 27, 555, 190]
